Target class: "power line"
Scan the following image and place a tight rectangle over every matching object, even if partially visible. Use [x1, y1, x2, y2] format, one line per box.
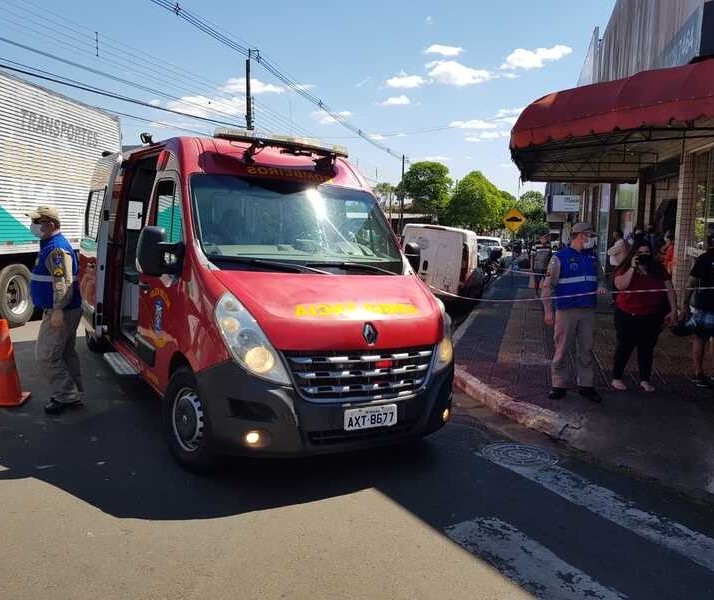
[0, 0, 316, 138]
[149, 0, 408, 162]
[0, 59, 248, 129]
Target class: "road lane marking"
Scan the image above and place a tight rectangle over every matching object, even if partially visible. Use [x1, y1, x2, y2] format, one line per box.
[478, 450, 714, 573]
[446, 517, 627, 600]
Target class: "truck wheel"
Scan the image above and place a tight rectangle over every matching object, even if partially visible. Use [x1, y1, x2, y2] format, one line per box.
[164, 367, 217, 473]
[0, 264, 34, 327]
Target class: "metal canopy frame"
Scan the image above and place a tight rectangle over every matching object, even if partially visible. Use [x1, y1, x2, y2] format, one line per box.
[511, 125, 714, 183]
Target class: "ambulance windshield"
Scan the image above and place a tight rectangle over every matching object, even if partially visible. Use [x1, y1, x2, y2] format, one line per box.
[191, 174, 403, 272]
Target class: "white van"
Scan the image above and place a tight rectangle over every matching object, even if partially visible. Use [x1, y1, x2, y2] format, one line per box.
[476, 236, 504, 261]
[402, 224, 483, 298]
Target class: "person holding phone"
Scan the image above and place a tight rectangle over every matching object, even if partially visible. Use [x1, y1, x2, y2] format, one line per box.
[611, 239, 677, 392]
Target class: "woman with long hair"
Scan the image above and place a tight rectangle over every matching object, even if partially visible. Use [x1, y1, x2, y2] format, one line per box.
[611, 239, 677, 392]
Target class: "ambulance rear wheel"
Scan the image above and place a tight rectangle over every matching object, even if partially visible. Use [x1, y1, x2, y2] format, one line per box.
[164, 367, 217, 473]
[0, 264, 34, 327]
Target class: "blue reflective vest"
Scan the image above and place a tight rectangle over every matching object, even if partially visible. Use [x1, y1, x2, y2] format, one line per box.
[553, 246, 598, 310]
[30, 233, 81, 310]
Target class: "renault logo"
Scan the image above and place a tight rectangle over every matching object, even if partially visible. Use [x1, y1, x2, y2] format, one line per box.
[363, 322, 378, 345]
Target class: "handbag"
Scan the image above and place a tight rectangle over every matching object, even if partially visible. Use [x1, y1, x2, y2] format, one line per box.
[670, 316, 695, 337]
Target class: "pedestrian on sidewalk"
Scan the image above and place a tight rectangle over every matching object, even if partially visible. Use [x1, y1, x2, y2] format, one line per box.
[607, 230, 629, 268]
[682, 233, 714, 388]
[607, 230, 629, 303]
[541, 222, 608, 402]
[26, 206, 84, 415]
[610, 240, 677, 393]
[530, 233, 553, 298]
[658, 232, 675, 276]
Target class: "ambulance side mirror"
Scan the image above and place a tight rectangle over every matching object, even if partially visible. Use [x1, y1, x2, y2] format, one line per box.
[137, 226, 184, 276]
[404, 242, 421, 272]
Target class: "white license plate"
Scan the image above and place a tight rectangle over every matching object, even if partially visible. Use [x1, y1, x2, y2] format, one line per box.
[344, 404, 398, 431]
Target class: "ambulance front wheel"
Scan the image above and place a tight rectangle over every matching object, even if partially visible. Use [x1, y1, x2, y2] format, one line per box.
[164, 367, 217, 473]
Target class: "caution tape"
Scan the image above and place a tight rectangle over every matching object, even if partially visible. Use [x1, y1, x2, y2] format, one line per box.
[428, 282, 714, 305]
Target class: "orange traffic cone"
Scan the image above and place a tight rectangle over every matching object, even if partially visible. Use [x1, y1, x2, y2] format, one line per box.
[0, 319, 30, 407]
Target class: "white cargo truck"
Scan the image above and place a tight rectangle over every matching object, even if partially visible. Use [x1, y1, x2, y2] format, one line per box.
[0, 70, 121, 325]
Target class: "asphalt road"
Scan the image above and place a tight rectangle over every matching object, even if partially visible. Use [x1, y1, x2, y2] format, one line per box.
[2, 322, 714, 599]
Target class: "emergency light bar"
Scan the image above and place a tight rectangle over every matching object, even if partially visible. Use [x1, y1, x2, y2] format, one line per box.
[214, 128, 349, 161]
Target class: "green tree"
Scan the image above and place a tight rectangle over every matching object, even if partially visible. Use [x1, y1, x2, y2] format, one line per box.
[513, 190, 547, 239]
[399, 161, 451, 217]
[442, 171, 506, 231]
[373, 182, 395, 210]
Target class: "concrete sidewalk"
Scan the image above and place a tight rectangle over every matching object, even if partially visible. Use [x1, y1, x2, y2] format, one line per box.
[453, 272, 714, 501]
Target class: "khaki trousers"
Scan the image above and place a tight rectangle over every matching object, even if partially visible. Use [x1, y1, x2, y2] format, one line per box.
[35, 308, 84, 404]
[551, 308, 596, 388]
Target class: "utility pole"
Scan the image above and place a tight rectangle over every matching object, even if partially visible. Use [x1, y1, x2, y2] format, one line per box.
[398, 154, 406, 234]
[245, 49, 254, 130]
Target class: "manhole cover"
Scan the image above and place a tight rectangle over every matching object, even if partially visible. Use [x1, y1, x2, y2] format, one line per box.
[481, 442, 558, 468]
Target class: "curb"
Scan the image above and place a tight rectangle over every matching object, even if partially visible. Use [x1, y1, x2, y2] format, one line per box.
[454, 365, 582, 440]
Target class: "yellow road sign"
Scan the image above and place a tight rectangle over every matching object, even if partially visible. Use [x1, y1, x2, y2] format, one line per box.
[504, 208, 526, 232]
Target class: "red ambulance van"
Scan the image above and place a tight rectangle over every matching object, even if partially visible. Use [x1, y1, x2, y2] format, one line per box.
[79, 130, 453, 470]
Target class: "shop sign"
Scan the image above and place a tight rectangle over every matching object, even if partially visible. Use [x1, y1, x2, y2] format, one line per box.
[551, 194, 580, 213]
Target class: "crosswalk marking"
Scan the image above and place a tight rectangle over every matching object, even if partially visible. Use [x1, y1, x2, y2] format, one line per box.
[478, 450, 714, 573]
[446, 517, 627, 600]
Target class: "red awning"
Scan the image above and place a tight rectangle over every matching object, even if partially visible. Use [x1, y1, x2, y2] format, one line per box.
[510, 58, 714, 182]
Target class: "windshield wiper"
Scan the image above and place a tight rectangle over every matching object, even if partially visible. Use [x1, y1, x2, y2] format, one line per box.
[305, 261, 400, 275]
[208, 256, 332, 274]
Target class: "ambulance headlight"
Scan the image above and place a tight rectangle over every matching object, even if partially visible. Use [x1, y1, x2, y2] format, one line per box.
[215, 293, 290, 385]
[434, 298, 453, 372]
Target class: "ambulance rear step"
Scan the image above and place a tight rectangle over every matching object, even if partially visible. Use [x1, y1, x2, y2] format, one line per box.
[103, 352, 139, 378]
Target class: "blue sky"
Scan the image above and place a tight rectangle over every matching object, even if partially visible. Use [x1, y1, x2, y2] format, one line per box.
[0, 0, 615, 195]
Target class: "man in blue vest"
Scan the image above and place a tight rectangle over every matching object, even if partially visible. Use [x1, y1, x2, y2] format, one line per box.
[541, 222, 607, 402]
[26, 206, 84, 415]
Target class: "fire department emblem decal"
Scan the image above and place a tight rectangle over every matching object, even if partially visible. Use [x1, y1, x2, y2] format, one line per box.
[363, 322, 378, 345]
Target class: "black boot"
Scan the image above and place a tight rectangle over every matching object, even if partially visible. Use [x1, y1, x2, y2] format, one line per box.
[578, 387, 602, 403]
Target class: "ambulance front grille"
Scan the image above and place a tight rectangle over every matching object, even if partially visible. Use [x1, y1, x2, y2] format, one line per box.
[284, 347, 434, 403]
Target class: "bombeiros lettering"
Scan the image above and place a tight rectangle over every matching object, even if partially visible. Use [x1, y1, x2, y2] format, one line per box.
[245, 165, 332, 183]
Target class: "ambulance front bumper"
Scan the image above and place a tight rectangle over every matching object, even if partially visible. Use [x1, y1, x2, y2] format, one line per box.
[195, 360, 454, 457]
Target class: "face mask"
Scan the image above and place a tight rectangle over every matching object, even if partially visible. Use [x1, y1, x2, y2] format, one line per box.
[30, 223, 45, 238]
[583, 236, 597, 249]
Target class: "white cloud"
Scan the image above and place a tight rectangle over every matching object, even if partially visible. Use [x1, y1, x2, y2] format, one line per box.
[395, 133, 407, 137]
[449, 119, 496, 130]
[386, 71, 425, 89]
[167, 94, 245, 119]
[310, 110, 352, 125]
[379, 95, 410, 106]
[501, 72, 519, 79]
[426, 60, 492, 86]
[424, 44, 463, 57]
[356, 77, 371, 88]
[220, 77, 285, 94]
[418, 155, 450, 162]
[369, 133, 386, 140]
[425, 16, 433, 25]
[500, 162, 516, 168]
[495, 107, 524, 118]
[501, 44, 572, 70]
[465, 130, 510, 142]
[492, 107, 524, 126]
[294, 83, 315, 91]
[149, 99, 161, 107]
